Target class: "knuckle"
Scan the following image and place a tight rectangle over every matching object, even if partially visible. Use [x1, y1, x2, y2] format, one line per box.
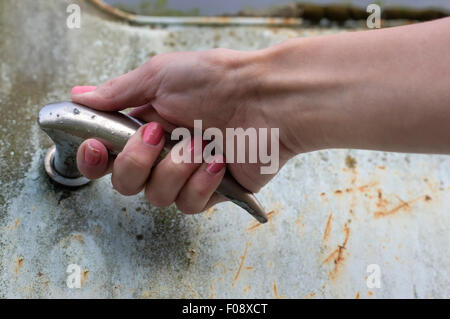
[168, 160, 196, 177]
[206, 48, 239, 68]
[143, 55, 165, 77]
[99, 78, 118, 100]
[191, 183, 212, 199]
[116, 151, 150, 172]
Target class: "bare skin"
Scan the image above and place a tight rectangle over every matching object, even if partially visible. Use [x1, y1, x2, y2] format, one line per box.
[72, 17, 450, 214]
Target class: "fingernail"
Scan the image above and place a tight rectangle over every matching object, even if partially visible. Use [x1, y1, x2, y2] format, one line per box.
[84, 141, 101, 165]
[143, 122, 163, 145]
[207, 156, 225, 175]
[72, 86, 97, 95]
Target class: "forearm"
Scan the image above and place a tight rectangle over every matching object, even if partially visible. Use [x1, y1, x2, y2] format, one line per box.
[256, 18, 450, 154]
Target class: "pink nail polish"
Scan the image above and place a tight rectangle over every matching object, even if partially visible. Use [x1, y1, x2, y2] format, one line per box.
[143, 122, 163, 145]
[72, 86, 97, 95]
[207, 156, 225, 175]
[84, 141, 101, 165]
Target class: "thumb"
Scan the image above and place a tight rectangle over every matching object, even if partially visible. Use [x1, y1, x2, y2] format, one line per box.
[71, 65, 157, 111]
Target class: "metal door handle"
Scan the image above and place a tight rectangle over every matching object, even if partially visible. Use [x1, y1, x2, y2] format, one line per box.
[38, 101, 268, 223]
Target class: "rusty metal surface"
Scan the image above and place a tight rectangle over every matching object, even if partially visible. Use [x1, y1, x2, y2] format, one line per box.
[89, 0, 302, 26]
[1, 0, 450, 298]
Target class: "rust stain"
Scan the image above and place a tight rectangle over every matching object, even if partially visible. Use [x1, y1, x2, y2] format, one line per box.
[243, 285, 251, 293]
[182, 280, 201, 298]
[357, 181, 379, 192]
[205, 207, 216, 215]
[374, 195, 425, 218]
[368, 291, 373, 296]
[304, 292, 316, 299]
[187, 247, 198, 263]
[273, 282, 278, 298]
[247, 204, 281, 231]
[6, 217, 21, 231]
[324, 181, 380, 199]
[90, 0, 134, 20]
[273, 281, 286, 299]
[213, 261, 229, 274]
[351, 175, 357, 185]
[295, 213, 304, 226]
[376, 189, 389, 210]
[322, 248, 339, 264]
[90, 11, 302, 27]
[355, 291, 360, 299]
[188, 248, 197, 256]
[72, 234, 84, 243]
[36, 272, 50, 287]
[345, 155, 356, 169]
[321, 213, 333, 246]
[322, 223, 351, 279]
[210, 278, 216, 299]
[295, 214, 306, 236]
[13, 217, 20, 230]
[232, 242, 251, 287]
[14, 257, 24, 274]
[81, 269, 89, 286]
[345, 155, 357, 169]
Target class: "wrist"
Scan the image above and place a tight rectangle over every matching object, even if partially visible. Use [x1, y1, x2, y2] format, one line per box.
[214, 40, 359, 156]
[250, 38, 344, 155]
[255, 34, 380, 154]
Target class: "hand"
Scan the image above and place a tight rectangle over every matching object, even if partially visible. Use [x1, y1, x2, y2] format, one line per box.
[72, 49, 299, 214]
[72, 18, 450, 214]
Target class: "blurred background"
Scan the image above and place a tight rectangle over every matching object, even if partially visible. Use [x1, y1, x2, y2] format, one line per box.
[104, 0, 449, 17]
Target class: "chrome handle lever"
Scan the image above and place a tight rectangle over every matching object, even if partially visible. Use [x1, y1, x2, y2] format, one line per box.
[38, 101, 268, 223]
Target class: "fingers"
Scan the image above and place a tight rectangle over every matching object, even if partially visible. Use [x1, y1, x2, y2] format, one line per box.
[111, 122, 165, 195]
[144, 137, 202, 207]
[144, 139, 226, 214]
[76, 139, 111, 180]
[175, 155, 226, 214]
[77, 126, 226, 215]
[71, 61, 158, 111]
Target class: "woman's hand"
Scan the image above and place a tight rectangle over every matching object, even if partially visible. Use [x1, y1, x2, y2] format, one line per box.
[73, 17, 450, 214]
[71, 49, 303, 214]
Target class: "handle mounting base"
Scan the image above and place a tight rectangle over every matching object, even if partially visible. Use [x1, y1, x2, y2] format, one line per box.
[44, 146, 91, 187]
